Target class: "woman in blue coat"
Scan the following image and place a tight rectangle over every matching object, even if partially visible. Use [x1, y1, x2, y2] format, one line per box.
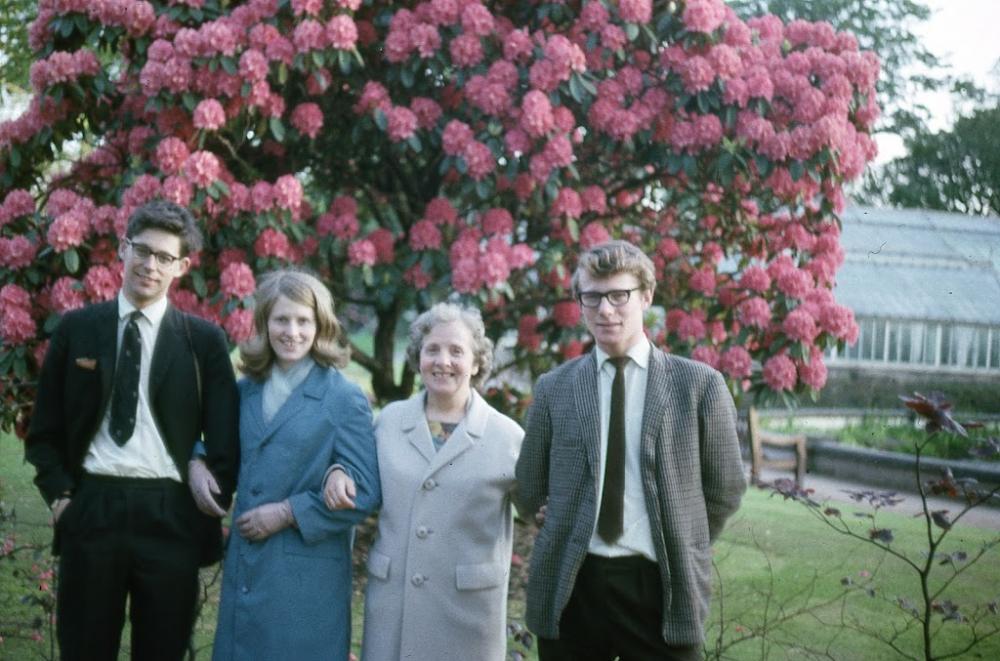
[212, 269, 380, 661]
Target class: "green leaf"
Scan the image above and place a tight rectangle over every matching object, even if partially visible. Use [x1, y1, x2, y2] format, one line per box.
[401, 66, 415, 89]
[221, 56, 238, 75]
[269, 117, 286, 142]
[625, 23, 639, 41]
[407, 135, 422, 153]
[278, 63, 288, 85]
[191, 270, 208, 298]
[789, 160, 804, 182]
[338, 49, 351, 75]
[182, 93, 197, 112]
[13, 356, 27, 380]
[64, 249, 80, 274]
[9, 146, 21, 169]
[568, 75, 583, 103]
[312, 51, 325, 68]
[44, 314, 62, 333]
[475, 180, 491, 200]
[214, 179, 230, 196]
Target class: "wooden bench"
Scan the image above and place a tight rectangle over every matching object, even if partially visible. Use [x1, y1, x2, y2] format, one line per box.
[748, 407, 807, 487]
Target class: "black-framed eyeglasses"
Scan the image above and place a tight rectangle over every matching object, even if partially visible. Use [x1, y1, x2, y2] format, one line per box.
[125, 239, 181, 268]
[577, 287, 641, 308]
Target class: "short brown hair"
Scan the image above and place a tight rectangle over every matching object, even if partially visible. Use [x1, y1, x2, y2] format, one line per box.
[125, 200, 203, 255]
[406, 302, 494, 391]
[239, 269, 350, 380]
[571, 240, 656, 297]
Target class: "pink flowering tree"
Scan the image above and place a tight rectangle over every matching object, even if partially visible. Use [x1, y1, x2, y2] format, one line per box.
[0, 0, 877, 434]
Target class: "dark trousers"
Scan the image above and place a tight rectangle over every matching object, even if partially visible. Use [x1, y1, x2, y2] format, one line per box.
[55, 474, 202, 661]
[538, 554, 702, 661]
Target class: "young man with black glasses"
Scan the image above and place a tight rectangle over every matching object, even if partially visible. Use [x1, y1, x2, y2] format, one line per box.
[515, 239, 746, 661]
[26, 200, 240, 660]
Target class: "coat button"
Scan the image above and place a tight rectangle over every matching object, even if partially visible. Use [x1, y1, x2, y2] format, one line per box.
[422, 478, 437, 490]
[416, 526, 429, 539]
[251, 487, 261, 496]
[411, 574, 425, 587]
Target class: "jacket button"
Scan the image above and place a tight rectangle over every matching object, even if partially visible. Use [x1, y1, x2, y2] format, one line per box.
[416, 526, 429, 539]
[411, 574, 425, 587]
[422, 479, 437, 490]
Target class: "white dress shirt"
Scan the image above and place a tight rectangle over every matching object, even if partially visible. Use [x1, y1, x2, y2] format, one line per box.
[588, 339, 657, 560]
[83, 292, 182, 481]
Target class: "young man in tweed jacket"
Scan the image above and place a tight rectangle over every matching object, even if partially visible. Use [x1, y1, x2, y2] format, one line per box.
[515, 240, 746, 660]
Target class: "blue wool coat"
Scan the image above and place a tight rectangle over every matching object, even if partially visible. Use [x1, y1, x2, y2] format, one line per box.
[213, 364, 380, 661]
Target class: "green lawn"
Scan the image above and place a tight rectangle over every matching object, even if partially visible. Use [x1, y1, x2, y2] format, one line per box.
[3, 434, 998, 660]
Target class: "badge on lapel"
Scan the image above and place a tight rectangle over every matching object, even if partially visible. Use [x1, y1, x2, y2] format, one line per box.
[75, 357, 98, 370]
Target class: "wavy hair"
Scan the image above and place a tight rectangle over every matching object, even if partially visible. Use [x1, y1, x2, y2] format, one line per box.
[405, 302, 494, 391]
[571, 239, 656, 297]
[239, 269, 350, 380]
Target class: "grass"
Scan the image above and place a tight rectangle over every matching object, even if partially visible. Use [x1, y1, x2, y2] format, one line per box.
[763, 415, 1000, 462]
[3, 434, 999, 660]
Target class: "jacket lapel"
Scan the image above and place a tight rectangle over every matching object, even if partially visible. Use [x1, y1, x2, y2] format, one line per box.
[258, 363, 323, 445]
[400, 394, 436, 465]
[149, 306, 182, 402]
[423, 390, 488, 479]
[241, 379, 267, 444]
[572, 353, 602, 488]
[640, 349, 673, 453]
[96, 301, 119, 416]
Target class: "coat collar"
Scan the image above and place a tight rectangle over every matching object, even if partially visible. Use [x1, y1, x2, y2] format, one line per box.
[397, 389, 490, 478]
[572, 353, 602, 487]
[243, 362, 327, 446]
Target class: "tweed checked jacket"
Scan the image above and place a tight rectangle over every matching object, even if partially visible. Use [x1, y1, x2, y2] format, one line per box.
[514, 346, 746, 646]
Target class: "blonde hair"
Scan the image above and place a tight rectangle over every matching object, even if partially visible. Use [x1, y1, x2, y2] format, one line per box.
[406, 302, 494, 390]
[239, 269, 349, 380]
[571, 239, 656, 297]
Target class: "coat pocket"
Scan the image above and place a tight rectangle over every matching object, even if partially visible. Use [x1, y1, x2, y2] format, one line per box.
[367, 548, 391, 580]
[455, 562, 506, 591]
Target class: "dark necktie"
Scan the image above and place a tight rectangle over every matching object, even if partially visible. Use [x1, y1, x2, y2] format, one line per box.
[598, 356, 628, 544]
[110, 310, 143, 446]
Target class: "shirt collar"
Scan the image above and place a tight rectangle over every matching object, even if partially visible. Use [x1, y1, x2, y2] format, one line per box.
[595, 337, 651, 372]
[117, 290, 169, 326]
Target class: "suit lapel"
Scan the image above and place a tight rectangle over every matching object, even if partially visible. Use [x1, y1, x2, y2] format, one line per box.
[241, 379, 267, 444]
[398, 394, 436, 464]
[640, 349, 673, 454]
[96, 302, 119, 416]
[572, 353, 602, 488]
[149, 307, 183, 402]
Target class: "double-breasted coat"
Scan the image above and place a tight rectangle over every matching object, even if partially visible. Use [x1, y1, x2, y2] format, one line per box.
[514, 348, 747, 646]
[213, 364, 380, 661]
[361, 391, 523, 661]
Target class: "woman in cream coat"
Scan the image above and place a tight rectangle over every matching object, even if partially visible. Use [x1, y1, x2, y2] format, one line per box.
[327, 302, 522, 661]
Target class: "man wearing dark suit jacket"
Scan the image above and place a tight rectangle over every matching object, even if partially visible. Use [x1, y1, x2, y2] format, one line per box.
[25, 200, 240, 661]
[515, 240, 747, 660]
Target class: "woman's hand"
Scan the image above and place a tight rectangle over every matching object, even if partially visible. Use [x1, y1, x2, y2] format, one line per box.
[323, 468, 357, 510]
[236, 500, 295, 542]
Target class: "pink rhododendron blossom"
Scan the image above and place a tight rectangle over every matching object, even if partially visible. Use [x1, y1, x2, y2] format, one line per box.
[219, 263, 256, 299]
[0, 236, 37, 269]
[0, 307, 36, 345]
[386, 106, 418, 142]
[763, 354, 797, 392]
[224, 308, 255, 343]
[155, 137, 190, 175]
[819, 303, 857, 342]
[480, 251, 511, 288]
[193, 99, 226, 131]
[689, 268, 716, 295]
[521, 90, 554, 138]
[579, 223, 611, 250]
[184, 151, 221, 188]
[327, 15, 358, 50]
[254, 228, 292, 259]
[162, 176, 193, 206]
[409, 220, 442, 250]
[274, 175, 303, 212]
[738, 297, 771, 329]
[683, 0, 726, 34]
[482, 208, 513, 236]
[618, 0, 652, 24]
[518, 315, 542, 351]
[797, 347, 828, 390]
[47, 209, 88, 252]
[450, 33, 484, 67]
[676, 314, 707, 342]
[719, 346, 752, 379]
[463, 141, 495, 180]
[441, 120, 473, 156]
[0, 284, 31, 313]
[403, 264, 433, 289]
[424, 198, 457, 225]
[290, 103, 323, 138]
[410, 98, 442, 129]
[451, 258, 481, 293]
[738, 266, 771, 292]
[83, 265, 121, 302]
[552, 301, 581, 328]
[49, 276, 87, 314]
[347, 239, 377, 266]
[782, 307, 819, 342]
[552, 188, 582, 219]
[368, 229, 395, 264]
[251, 181, 275, 213]
[691, 345, 720, 369]
[508, 244, 535, 269]
[2, 189, 35, 221]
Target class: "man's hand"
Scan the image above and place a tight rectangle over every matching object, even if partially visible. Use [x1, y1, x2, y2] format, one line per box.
[236, 500, 295, 542]
[323, 468, 357, 510]
[188, 459, 226, 517]
[535, 502, 548, 527]
[51, 497, 71, 524]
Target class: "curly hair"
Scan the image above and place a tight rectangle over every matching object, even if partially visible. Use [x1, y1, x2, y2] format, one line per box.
[125, 200, 203, 255]
[405, 302, 494, 391]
